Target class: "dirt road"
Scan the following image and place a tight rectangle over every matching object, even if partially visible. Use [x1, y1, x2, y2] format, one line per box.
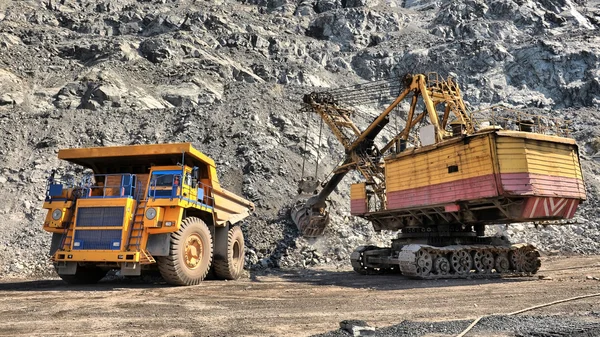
[1, 256, 599, 337]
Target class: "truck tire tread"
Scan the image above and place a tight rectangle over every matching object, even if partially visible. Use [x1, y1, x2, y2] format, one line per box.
[213, 226, 245, 280]
[157, 217, 213, 286]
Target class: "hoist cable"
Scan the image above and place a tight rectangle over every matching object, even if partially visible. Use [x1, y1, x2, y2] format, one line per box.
[300, 116, 310, 180]
[314, 117, 324, 178]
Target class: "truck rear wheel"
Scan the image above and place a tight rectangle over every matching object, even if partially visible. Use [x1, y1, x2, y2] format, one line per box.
[157, 217, 213, 286]
[213, 226, 245, 280]
[55, 265, 108, 285]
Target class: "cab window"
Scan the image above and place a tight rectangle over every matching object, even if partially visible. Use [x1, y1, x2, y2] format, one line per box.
[154, 174, 175, 186]
[150, 170, 182, 187]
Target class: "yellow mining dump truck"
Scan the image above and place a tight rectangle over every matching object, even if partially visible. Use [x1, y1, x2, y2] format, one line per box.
[42, 143, 254, 285]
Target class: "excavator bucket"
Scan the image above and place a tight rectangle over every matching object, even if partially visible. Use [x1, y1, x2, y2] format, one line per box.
[290, 199, 329, 237]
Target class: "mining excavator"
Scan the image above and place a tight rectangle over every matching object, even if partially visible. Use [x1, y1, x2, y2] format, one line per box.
[291, 73, 586, 279]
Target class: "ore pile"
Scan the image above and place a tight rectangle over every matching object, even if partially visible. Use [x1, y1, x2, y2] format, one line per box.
[313, 314, 600, 337]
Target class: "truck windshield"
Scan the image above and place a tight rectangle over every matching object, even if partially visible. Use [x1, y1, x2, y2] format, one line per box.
[151, 171, 182, 187]
[154, 174, 175, 186]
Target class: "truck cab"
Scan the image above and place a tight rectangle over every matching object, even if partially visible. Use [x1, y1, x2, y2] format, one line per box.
[43, 143, 254, 285]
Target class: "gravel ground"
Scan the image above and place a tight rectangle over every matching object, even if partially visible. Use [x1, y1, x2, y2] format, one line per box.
[313, 315, 600, 337]
[1, 256, 599, 337]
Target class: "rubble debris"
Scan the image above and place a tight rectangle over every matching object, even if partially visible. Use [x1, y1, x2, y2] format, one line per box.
[339, 320, 375, 336]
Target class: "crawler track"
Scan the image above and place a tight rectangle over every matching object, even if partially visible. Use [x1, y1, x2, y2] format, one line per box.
[398, 243, 540, 279]
[351, 243, 541, 279]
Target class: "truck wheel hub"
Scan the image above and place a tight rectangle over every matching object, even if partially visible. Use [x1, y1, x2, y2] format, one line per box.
[184, 234, 203, 269]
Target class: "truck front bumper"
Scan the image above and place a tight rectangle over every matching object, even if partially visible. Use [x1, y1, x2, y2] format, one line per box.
[53, 250, 141, 263]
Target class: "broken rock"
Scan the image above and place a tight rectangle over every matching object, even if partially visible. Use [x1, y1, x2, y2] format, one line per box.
[340, 320, 375, 336]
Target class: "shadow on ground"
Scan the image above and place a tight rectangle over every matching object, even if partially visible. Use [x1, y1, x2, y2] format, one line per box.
[0, 275, 171, 292]
[273, 268, 536, 291]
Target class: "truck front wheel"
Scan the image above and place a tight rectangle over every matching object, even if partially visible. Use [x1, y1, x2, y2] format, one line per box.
[213, 226, 245, 280]
[157, 217, 213, 286]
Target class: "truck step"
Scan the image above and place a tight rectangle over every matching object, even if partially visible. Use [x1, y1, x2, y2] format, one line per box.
[139, 250, 155, 264]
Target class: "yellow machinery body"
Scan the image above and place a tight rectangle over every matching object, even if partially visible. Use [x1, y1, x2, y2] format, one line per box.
[293, 73, 586, 237]
[350, 129, 586, 231]
[42, 143, 254, 277]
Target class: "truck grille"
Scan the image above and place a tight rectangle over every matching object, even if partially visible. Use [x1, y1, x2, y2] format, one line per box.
[73, 207, 125, 250]
[73, 230, 122, 250]
[76, 207, 124, 227]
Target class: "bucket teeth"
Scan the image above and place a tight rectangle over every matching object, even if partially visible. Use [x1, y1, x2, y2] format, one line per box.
[290, 200, 329, 237]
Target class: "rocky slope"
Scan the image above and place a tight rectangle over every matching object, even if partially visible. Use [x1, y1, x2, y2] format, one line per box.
[0, 0, 599, 277]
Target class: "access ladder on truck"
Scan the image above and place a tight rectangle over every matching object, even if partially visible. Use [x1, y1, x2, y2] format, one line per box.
[125, 186, 155, 264]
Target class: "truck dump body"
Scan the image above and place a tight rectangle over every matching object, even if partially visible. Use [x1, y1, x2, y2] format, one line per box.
[56, 143, 254, 225]
[58, 142, 217, 169]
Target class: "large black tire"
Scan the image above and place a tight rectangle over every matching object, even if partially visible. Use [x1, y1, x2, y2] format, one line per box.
[55, 265, 108, 285]
[213, 226, 245, 280]
[157, 217, 213, 286]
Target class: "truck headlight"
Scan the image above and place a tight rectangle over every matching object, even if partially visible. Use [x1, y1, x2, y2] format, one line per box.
[146, 207, 157, 220]
[52, 209, 62, 220]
